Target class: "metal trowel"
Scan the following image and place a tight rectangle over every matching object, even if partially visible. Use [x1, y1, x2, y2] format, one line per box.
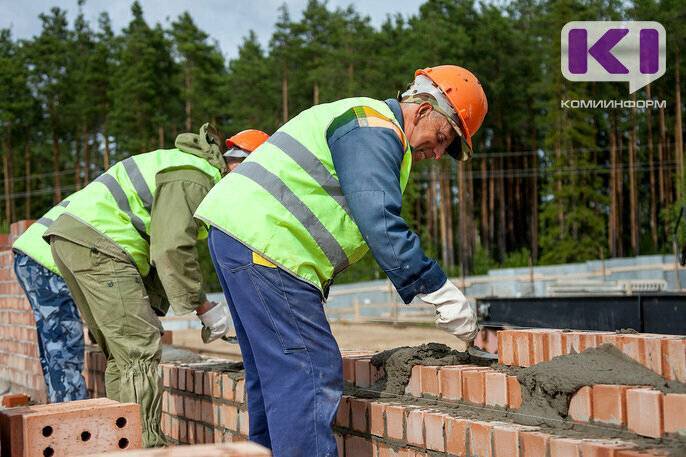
[467, 345, 498, 361]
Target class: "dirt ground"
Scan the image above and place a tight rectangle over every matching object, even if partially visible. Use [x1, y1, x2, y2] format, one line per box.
[170, 321, 459, 360]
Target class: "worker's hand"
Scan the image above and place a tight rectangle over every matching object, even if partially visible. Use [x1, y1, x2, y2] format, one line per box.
[196, 301, 231, 343]
[418, 280, 478, 352]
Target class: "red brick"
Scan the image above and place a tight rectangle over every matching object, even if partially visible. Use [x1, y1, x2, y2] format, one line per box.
[550, 437, 582, 457]
[222, 375, 235, 401]
[580, 440, 634, 457]
[507, 376, 522, 409]
[184, 397, 199, 421]
[485, 372, 508, 407]
[193, 370, 205, 394]
[469, 421, 493, 457]
[405, 365, 422, 397]
[662, 338, 686, 382]
[598, 334, 623, 350]
[343, 357, 356, 383]
[592, 384, 629, 425]
[350, 398, 369, 433]
[370, 402, 385, 437]
[663, 393, 686, 434]
[178, 367, 187, 391]
[335, 396, 350, 428]
[355, 358, 372, 388]
[445, 416, 468, 456]
[514, 331, 534, 367]
[439, 365, 484, 401]
[642, 336, 663, 376]
[385, 404, 405, 440]
[569, 386, 592, 422]
[201, 400, 214, 423]
[493, 424, 520, 457]
[626, 388, 663, 438]
[420, 366, 440, 397]
[371, 364, 385, 384]
[344, 435, 372, 456]
[520, 431, 550, 457]
[209, 372, 222, 399]
[424, 411, 446, 452]
[186, 368, 194, 393]
[405, 408, 425, 446]
[531, 330, 550, 364]
[235, 379, 245, 403]
[547, 330, 564, 360]
[1, 393, 30, 408]
[620, 335, 645, 365]
[498, 330, 515, 365]
[219, 404, 238, 429]
[462, 370, 487, 405]
[616, 450, 670, 457]
[238, 409, 249, 435]
[335, 433, 344, 457]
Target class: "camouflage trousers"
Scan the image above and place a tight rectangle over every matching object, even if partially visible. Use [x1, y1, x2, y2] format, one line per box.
[13, 251, 88, 403]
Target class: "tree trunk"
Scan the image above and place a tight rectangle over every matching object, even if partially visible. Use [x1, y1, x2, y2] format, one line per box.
[438, 167, 449, 269]
[74, 135, 82, 191]
[103, 128, 111, 171]
[629, 97, 639, 255]
[158, 126, 165, 149]
[458, 163, 467, 274]
[282, 65, 289, 124]
[497, 155, 506, 261]
[488, 159, 495, 253]
[82, 125, 91, 185]
[2, 135, 11, 224]
[185, 69, 193, 131]
[24, 142, 30, 220]
[481, 159, 488, 251]
[609, 121, 618, 257]
[313, 81, 320, 106]
[658, 105, 666, 207]
[675, 49, 684, 201]
[531, 129, 539, 260]
[617, 130, 624, 257]
[51, 131, 61, 203]
[646, 84, 658, 249]
[444, 167, 455, 269]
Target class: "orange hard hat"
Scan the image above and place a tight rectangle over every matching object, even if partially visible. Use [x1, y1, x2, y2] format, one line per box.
[414, 65, 488, 160]
[224, 129, 270, 158]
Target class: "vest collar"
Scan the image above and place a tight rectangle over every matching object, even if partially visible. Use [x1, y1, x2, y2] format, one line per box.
[384, 98, 404, 130]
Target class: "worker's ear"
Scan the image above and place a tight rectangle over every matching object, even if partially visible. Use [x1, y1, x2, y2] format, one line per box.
[414, 102, 434, 124]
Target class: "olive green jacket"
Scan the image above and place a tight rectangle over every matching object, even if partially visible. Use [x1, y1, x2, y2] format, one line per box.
[47, 124, 225, 316]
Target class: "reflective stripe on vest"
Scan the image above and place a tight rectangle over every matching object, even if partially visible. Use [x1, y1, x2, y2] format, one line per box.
[195, 97, 412, 292]
[234, 161, 350, 274]
[12, 198, 72, 275]
[63, 149, 222, 276]
[267, 131, 353, 219]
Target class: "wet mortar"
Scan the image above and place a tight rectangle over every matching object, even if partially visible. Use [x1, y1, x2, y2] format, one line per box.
[350, 342, 686, 455]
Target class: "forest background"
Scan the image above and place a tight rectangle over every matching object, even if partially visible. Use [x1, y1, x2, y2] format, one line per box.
[1, 0, 684, 291]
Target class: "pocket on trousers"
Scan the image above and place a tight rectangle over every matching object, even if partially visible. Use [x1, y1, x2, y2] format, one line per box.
[247, 265, 307, 353]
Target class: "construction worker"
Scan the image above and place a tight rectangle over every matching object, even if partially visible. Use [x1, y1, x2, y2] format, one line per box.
[12, 198, 88, 403]
[195, 65, 488, 456]
[45, 125, 268, 447]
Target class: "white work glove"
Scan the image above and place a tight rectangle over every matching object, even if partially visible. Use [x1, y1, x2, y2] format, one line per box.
[418, 280, 478, 352]
[197, 302, 231, 343]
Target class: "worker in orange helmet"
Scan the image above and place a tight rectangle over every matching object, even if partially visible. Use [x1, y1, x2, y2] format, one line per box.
[196, 66, 487, 456]
[223, 129, 270, 172]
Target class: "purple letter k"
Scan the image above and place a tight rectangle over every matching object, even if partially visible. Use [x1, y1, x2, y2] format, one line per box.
[589, 28, 629, 74]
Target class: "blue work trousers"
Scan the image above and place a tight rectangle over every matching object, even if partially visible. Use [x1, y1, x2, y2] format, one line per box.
[208, 228, 343, 457]
[13, 251, 88, 403]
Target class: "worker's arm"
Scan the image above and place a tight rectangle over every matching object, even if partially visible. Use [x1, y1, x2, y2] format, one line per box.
[149, 169, 212, 315]
[329, 122, 447, 304]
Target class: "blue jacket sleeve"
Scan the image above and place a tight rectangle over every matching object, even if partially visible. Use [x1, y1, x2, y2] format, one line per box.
[330, 127, 447, 303]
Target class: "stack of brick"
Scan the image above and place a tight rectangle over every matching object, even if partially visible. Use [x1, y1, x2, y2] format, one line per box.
[0, 221, 46, 403]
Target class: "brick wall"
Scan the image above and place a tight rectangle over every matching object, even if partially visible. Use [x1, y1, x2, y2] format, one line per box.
[0, 221, 46, 403]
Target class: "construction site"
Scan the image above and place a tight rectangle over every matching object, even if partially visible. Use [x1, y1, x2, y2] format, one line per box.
[1, 0, 685, 456]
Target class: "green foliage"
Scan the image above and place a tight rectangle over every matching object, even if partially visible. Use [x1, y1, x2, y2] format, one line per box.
[1, 0, 684, 293]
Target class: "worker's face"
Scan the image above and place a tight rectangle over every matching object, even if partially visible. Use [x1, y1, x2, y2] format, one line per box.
[407, 103, 456, 162]
[225, 158, 244, 173]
